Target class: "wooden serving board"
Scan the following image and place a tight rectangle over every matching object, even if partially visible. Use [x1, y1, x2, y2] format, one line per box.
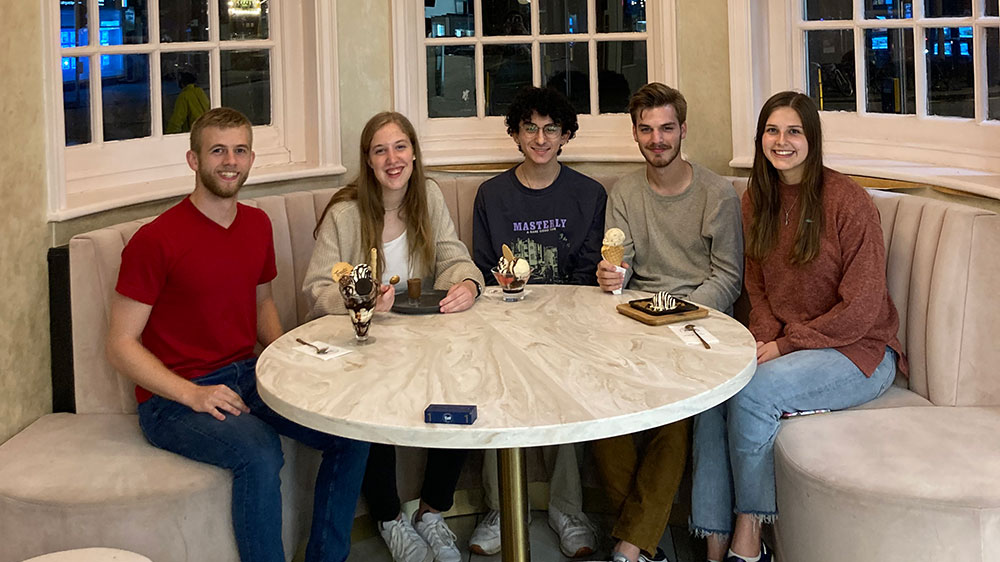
[616, 302, 709, 326]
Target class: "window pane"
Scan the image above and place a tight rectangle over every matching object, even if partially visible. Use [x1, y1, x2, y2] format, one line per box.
[924, 0, 971, 17]
[60, 0, 88, 47]
[427, 45, 477, 118]
[542, 42, 590, 114]
[483, 0, 530, 36]
[220, 0, 269, 40]
[864, 0, 913, 19]
[926, 27, 974, 118]
[805, 0, 852, 21]
[485, 44, 531, 116]
[806, 30, 856, 111]
[598, 41, 647, 114]
[63, 57, 91, 146]
[103, 54, 151, 141]
[221, 50, 271, 125]
[596, 0, 645, 32]
[160, 0, 209, 42]
[97, 0, 149, 45]
[988, 1, 999, 17]
[425, 1, 474, 38]
[540, 0, 587, 34]
[865, 28, 916, 114]
[162, 52, 211, 134]
[988, 28, 1000, 120]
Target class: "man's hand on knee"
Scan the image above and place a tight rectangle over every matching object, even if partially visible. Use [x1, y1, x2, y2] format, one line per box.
[183, 384, 250, 420]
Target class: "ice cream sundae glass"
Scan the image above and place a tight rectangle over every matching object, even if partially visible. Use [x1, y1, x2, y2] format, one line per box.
[333, 255, 379, 343]
[492, 244, 531, 302]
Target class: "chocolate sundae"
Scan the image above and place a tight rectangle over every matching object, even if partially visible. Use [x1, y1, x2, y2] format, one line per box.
[335, 251, 379, 342]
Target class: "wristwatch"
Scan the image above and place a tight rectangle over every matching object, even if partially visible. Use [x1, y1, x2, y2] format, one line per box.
[464, 277, 483, 298]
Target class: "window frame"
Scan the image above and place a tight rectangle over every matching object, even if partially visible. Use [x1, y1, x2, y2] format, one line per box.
[44, 0, 346, 220]
[728, 0, 1000, 200]
[392, 0, 677, 165]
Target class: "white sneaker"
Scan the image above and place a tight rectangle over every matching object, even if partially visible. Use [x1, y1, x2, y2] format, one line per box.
[547, 504, 597, 558]
[379, 515, 433, 562]
[469, 509, 502, 556]
[413, 511, 462, 562]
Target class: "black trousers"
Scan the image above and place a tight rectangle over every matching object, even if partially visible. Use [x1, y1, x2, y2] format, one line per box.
[362, 443, 468, 522]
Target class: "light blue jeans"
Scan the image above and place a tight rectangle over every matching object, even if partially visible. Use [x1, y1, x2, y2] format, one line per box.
[689, 346, 896, 537]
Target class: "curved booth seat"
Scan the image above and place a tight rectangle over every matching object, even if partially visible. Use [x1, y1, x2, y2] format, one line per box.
[775, 406, 1000, 562]
[771, 190, 1000, 561]
[0, 171, 625, 560]
[0, 413, 317, 562]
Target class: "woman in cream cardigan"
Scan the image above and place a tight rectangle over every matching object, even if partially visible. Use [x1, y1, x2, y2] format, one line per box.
[303, 111, 483, 562]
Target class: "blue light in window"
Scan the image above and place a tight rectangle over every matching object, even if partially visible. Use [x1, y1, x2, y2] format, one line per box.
[959, 43, 969, 56]
[933, 43, 939, 55]
[568, 15, 575, 33]
[944, 42, 952, 56]
[872, 36, 888, 50]
[905, 4, 912, 18]
[958, 27, 972, 39]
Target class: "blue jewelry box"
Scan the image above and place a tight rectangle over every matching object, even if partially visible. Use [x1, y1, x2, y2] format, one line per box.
[424, 404, 477, 425]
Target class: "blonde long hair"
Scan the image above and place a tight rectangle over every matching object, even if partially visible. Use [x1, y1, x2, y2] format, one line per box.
[314, 112, 434, 278]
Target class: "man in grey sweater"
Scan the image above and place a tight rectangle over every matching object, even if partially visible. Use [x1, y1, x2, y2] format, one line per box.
[592, 83, 744, 562]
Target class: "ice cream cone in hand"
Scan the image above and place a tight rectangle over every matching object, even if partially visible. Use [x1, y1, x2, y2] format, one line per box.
[601, 227, 626, 265]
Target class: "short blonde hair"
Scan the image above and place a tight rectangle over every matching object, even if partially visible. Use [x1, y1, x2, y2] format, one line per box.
[190, 107, 253, 153]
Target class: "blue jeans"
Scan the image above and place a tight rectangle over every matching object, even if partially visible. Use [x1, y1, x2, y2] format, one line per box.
[689, 347, 896, 537]
[138, 357, 370, 562]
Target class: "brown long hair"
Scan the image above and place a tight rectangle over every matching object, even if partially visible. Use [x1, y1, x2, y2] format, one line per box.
[745, 91, 825, 265]
[314, 112, 435, 278]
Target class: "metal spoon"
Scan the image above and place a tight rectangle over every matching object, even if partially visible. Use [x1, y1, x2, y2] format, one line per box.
[685, 324, 711, 349]
[296, 338, 329, 354]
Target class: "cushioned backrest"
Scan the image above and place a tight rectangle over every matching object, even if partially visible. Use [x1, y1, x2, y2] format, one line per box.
[870, 190, 1000, 406]
[70, 219, 154, 414]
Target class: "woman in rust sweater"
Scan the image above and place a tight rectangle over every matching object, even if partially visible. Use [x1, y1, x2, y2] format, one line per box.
[690, 91, 907, 562]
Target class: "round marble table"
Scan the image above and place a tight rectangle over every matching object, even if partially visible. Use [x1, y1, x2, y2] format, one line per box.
[257, 285, 757, 561]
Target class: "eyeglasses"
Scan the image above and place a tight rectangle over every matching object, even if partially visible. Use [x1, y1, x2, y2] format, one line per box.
[521, 122, 562, 137]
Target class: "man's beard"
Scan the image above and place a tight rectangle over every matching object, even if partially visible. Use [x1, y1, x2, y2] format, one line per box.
[198, 167, 247, 198]
[644, 141, 681, 169]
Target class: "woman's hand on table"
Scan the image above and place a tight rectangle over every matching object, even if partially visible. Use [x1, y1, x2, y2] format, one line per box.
[439, 280, 477, 313]
[375, 284, 395, 312]
[596, 259, 628, 292]
[756, 340, 781, 364]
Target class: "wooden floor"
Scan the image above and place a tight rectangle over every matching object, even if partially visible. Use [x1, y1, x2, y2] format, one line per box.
[346, 510, 705, 562]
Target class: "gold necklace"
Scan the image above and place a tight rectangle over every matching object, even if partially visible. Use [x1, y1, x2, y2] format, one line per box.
[384, 203, 402, 213]
[782, 195, 800, 226]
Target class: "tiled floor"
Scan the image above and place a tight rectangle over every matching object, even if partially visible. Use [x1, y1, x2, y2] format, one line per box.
[347, 510, 704, 562]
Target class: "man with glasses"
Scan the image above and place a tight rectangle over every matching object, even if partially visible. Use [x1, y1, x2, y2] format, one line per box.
[470, 86, 604, 558]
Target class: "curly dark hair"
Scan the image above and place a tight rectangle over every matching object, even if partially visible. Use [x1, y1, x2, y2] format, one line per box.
[504, 86, 579, 141]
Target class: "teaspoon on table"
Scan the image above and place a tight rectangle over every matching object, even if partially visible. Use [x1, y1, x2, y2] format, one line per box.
[296, 338, 330, 354]
[685, 324, 711, 349]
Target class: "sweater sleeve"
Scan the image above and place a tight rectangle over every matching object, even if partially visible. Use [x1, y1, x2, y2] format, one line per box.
[686, 193, 744, 312]
[568, 187, 607, 286]
[427, 182, 486, 290]
[303, 205, 353, 318]
[605, 185, 636, 287]
[472, 182, 499, 285]
[775, 193, 890, 354]
[741, 195, 784, 342]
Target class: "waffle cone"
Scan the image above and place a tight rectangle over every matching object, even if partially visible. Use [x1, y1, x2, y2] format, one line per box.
[601, 244, 624, 265]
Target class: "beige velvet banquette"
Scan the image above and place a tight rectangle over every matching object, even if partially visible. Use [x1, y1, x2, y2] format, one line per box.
[0, 171, 617, 562]
[0, 170, 997, 561]
[770, 189, 1000, 561]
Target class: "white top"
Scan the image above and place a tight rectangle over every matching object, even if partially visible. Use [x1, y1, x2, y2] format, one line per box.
[381, 231, 411, 291]
[257, 285, 757, 449]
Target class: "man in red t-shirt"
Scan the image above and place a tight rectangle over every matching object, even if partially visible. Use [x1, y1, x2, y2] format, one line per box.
[107, 107, 369, 562]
